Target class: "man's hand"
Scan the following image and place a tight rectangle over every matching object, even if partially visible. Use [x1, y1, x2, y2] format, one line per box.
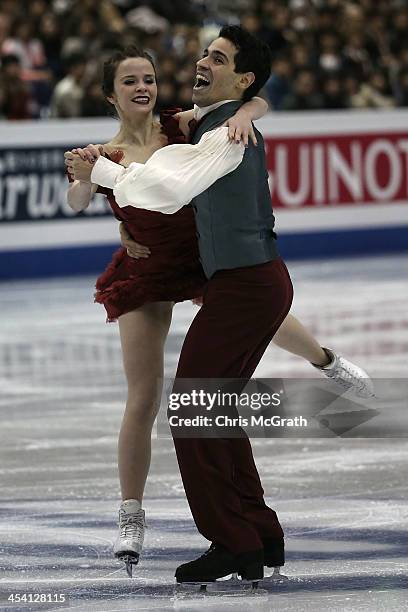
[64, 145, 104, 182]
[119, 222, 151, 259]
[225, 110, 257, 147]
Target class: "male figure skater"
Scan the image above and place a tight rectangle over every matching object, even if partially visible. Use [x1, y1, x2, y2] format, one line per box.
[85, 26, 291, 584]
[166, 28, 292, 584]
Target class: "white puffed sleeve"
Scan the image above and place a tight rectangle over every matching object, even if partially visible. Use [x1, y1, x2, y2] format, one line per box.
[90, 127, 245, 214]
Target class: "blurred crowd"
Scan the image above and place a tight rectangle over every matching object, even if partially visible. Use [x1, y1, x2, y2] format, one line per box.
[1, 0, 408, 120]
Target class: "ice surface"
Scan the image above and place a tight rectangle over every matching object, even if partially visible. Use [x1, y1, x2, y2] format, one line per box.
[0, 255, 407, 611]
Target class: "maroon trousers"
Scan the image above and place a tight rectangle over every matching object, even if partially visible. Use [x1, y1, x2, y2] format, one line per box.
[171, 258, 294, 554]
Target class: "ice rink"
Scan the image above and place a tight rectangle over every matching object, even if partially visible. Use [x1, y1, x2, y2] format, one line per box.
[1, 254, 407, 611]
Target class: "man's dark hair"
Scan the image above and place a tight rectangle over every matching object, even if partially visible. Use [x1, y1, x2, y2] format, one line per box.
[219, 25, 272, 102]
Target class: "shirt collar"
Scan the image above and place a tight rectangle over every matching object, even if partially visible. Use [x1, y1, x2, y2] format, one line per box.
[194, 100, 237, 121]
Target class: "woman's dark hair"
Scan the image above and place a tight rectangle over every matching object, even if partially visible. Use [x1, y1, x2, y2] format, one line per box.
[218, 25, 272, 102]
[102, 47, 156, 97]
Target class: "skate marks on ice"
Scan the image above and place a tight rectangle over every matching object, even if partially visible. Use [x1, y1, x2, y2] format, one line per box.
[1, 500, 407, 612]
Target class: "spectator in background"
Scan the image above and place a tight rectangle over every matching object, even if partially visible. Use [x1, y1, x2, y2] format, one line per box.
[0, 54, 33, 119]
[64, 0, 125, 41]
[38, 12, 63, 80]
[291, 42, 313, 72]
[316, 30, 343, 74]
[396, 68, 408, 107]
[396, 46, 408, 74]
[27, 0, 48, 23]
[155, 79, 178, 112]
[282, 68, 323, 111]
[62, 12, 104, 60]
[148, 0, 200, 25]
[259, 2, 292, 56]
[1, 0, 408, 119]
[156, 55, 177, 78]
[321, 74, 348, 110]
[241, 12, 262, 36]
[389, 8, 408, 57]
[175, 61, 196, 91]
[315, 5, 339, 32]
[344, 74, 364, 108]
[351, 69, 395, 109]
[265, 54, 292, 110]
[2, 17, 52, 115]
[342, 32, 373, 81]
[176, 82, 194, 111]
[2, 17, 49, 81]
[0, 12, 11, 51]
[50, 53, 86, 118]
[81, 79, 109, 117]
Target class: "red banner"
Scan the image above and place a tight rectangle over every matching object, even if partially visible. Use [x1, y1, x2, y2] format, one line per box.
[265, 132, 408, 208]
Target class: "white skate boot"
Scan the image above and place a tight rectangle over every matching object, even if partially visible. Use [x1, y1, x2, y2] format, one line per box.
[113, 499, 146, 577]
[313, 348, 374, 398]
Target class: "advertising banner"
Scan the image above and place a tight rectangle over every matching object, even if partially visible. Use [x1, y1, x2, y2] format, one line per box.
[1, 112, 407, 278]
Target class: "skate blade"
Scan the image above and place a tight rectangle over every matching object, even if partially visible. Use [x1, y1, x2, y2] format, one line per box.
[115, 552, 140, 578]
[174, 575, 265, 598]
[264, 566, 289, 582]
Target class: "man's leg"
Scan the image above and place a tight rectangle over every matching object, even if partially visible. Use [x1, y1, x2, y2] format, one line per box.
[171, 259, 293, 555]
[230, 335, 288, 539]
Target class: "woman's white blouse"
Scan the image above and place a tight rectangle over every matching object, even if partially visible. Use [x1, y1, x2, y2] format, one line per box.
[90, 127, 245, 214]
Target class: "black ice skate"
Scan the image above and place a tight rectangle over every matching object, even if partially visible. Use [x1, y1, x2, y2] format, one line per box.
[175, 543, 264, 592]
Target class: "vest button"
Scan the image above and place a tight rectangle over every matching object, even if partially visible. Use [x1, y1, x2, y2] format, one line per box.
[196, 231, 200, 238]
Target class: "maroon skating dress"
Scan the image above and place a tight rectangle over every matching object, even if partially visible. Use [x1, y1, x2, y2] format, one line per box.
[69, 110, 206, 321]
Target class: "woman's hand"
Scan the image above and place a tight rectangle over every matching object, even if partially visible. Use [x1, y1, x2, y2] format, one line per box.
[73, 144, 104, 162]
[225, 109, 257, 147]
[119, 222, 151, 259]
[64, 152, 93, 182]
[64, 145, 104, 182]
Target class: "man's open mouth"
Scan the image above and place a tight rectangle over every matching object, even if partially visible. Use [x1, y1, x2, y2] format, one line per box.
[194, 73, 211, 90]
[131, 96, 150, 105]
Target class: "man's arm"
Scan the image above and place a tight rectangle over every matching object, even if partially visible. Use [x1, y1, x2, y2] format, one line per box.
[91, 127, 245, 215]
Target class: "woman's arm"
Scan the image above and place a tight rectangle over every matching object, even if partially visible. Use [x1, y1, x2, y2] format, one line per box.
[225, 96, 269, 146]
[176, 97, 269, 145]
[67, 180, 97, 212]
[176, 109, 195, 138]
[65, 144, 103, 211]
[240, 96, 269, 120]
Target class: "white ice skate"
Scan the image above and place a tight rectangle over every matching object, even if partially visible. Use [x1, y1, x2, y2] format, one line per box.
[314, 348, 374, 398]
[113, 499, 146, 577]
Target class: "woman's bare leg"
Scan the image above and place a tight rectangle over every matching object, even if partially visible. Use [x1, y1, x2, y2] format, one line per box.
[118, 301, 172, 502]
[273, 313, 330, 366]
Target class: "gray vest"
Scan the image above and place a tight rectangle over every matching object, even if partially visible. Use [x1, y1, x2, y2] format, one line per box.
[190, 101, 279, 279]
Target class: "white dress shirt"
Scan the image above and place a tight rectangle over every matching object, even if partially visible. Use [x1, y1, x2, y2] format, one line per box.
[90, 126, 245, 215]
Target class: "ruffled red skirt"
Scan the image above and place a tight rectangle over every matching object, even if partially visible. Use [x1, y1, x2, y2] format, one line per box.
[94, 205, 206, 322]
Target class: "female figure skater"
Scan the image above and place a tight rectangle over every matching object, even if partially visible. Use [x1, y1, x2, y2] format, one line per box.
[66, 47, 372, 576]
